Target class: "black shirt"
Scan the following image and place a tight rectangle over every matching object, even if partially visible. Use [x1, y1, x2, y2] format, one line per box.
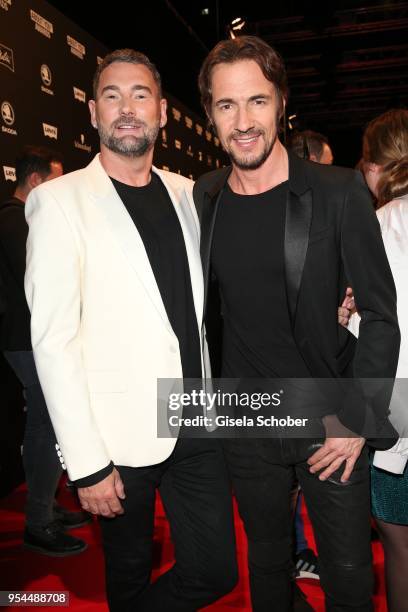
[111, 173, 202, 380]
[211, 181, 310, 378]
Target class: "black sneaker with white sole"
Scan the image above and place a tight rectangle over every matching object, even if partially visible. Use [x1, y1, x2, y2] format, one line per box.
[295, 547, 319, 580]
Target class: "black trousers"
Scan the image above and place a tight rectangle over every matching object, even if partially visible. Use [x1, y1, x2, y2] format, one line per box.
[4, 350, 63, 528]
[99, 438, 237, 612]
[223, 437, 373, 612]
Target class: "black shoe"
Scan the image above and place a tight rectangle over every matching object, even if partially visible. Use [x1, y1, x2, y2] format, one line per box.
[23, 522, 87, 557]
[53, 506, 92, 529]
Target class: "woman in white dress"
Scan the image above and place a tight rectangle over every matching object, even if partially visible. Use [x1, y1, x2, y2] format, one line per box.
[353, 108, 408, 612]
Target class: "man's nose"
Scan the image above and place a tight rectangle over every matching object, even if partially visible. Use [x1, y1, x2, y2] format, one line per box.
[119, 97, 136, 115]
[235, 106, 253, 132]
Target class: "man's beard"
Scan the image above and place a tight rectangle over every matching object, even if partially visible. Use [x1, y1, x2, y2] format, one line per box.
[98, 117, 160, 157]
[226, 129, 277, 170]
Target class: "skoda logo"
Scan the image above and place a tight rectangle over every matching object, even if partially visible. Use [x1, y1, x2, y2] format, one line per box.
[40, 64, 52, 86]
[1, 101, 15, 126]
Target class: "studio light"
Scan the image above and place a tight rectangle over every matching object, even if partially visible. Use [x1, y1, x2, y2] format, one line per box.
[228, 16, 246, 39]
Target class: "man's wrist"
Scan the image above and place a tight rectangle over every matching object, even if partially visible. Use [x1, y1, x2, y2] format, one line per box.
[73, 461, 114, 488]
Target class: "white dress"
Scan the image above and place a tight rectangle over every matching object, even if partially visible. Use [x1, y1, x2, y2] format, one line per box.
[349, 195, 408, 474]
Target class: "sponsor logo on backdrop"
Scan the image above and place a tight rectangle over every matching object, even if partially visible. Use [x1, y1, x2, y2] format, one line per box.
[73, 87, 86, 102]
[187, 144, 194, 158]
[214, 136, 220, 147]
[1, 100, 17, 135]
[97, 56, 103, 65]
[0, 43, 14, 72]
[161, 128, 168, 148]
[185, 116, 193, 129]
[207, 155, 213, 166]
[195, 123, 203, 136]
[205, 130, 212, 142]
[3, 165, 16, 181]
[42, 122, 58, 139]
[0, 0, 12, 12]
[198, 151, 203, 162]
[40, 64, 54, 96]
[67, 35, 86, 60]
[216, 159, 220, 168]
[30, 9, 53, 38]
[175, 139, 181, 150]
[162, 165, 170, 171]
[1, 100, 14, 125]
[74, 133, 91, 153]
[172, 107, 181, 122]
[41, 64, 52, 86]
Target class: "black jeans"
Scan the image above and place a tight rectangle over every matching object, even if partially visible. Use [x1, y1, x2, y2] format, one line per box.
[223, 437, 373, 612]
[4, 350, 62, 528]
[99, 438, 238, 612]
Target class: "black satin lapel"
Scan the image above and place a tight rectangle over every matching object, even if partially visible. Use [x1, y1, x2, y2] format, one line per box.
[284, 188, 313, 322]
[201, 190, 223, 309]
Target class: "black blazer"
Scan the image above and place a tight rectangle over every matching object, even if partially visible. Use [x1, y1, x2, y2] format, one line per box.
[193, 151, 401, 446]
[0, 197, 32, 351]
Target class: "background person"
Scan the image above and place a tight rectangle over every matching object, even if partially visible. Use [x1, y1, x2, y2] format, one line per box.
[350, 108, 408, 612]
[288, 130, 333, 165]
[0, 145, 90, 557]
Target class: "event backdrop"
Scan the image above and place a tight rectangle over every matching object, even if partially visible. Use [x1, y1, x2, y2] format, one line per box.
[0, 0, 226, 495]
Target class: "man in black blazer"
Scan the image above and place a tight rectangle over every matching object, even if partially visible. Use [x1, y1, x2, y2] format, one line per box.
[194, 36, 400, 611]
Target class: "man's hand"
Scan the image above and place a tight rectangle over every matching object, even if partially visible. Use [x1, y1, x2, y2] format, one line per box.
[307, 415, 365, 483]
[338, 286, 356, 327]
[78, 467, 125, 518]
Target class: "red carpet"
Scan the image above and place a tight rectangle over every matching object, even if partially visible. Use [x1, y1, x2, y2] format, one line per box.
[0, 483, 387, 611]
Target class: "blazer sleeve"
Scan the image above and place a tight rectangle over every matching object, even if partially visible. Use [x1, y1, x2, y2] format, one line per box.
[24, 185, 112, 481]
[338, 171, 400, 434]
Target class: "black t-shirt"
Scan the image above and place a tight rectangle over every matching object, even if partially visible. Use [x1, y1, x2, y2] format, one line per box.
[111, 173, 202, 380]
[211, 181, 310, 378]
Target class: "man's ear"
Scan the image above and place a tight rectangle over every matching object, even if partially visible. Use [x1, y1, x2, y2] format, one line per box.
[89, 99, 97, 128]
[159, 98, 167, 128]
[28, 172, 43, 189]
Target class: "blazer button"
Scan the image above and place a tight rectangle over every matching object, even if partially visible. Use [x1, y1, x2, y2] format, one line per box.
[57, 450, 62, 457]
[59, 456, 65, 463]
[55, 444, 60, 450]
[61, 464, 66, 470]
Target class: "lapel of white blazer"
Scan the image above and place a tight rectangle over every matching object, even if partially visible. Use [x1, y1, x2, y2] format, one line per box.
[153, 166, 204, 331]
[86, 154, 172, 333]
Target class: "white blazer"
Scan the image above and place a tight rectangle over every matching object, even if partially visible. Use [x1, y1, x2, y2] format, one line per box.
[24, 154, 210, 481]
[349, 195, 408, 473]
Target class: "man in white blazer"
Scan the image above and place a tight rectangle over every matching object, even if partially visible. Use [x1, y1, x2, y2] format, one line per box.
[24, 49, 237, 611]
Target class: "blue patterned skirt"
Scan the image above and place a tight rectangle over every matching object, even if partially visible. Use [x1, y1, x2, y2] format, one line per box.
[371, 458, 408, 525]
